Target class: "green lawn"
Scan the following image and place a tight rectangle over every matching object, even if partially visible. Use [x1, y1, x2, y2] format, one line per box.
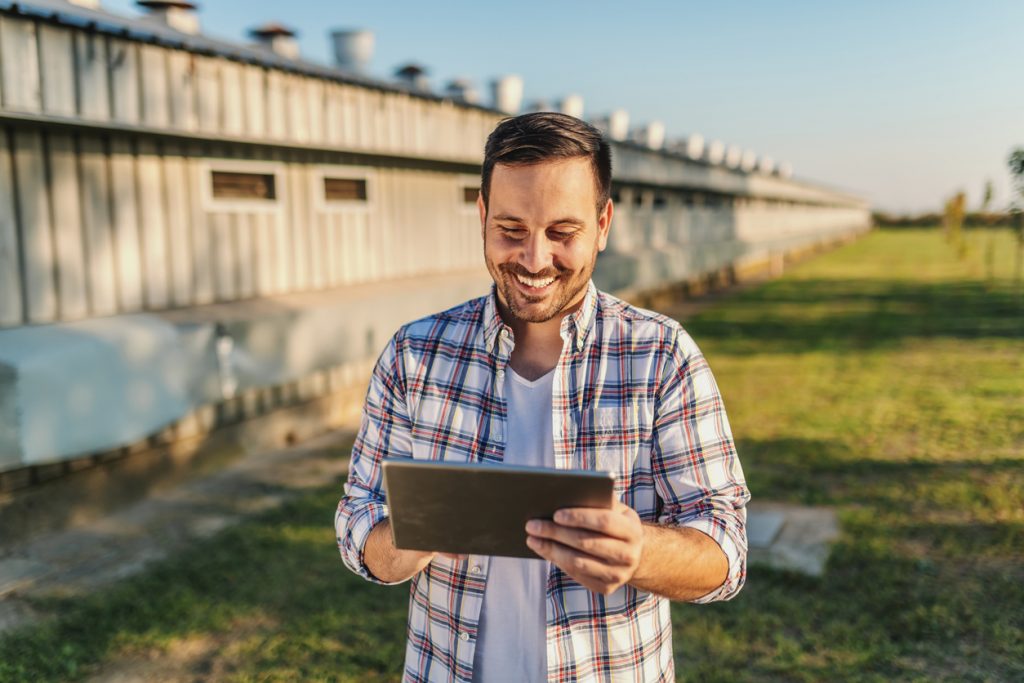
[1, 228, 1022, 682]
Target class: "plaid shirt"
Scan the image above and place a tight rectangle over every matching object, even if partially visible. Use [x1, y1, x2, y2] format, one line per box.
[336, 281, 749, 682]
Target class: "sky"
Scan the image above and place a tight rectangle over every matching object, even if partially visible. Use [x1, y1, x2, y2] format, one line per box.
[103, 0, 1024, 214]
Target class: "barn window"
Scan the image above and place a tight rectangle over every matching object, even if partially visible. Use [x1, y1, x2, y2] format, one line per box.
[324, 177, 368, 201]
[211, 171, 276, 200]
[462, 186, 479, 203]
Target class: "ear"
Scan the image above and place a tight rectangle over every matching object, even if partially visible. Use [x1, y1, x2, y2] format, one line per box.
[596, 198, 614, 252]
[477, 192, 487, 239]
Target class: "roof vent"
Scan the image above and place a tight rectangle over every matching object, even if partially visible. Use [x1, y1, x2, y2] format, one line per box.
[491, 75, 524, 114]
[330, 29, 374, 73]
[137, 1, 199, 35]
[395, 63, 430, 92]
[725, 145, 742, 169]
[558, 94, 584, 119]
[632, 121, 665, 150]
[740, 149, 758, 172]
[684, 134, 704, 160]
[67, 0, 101, 8]
[249, 23, 299, 59]
[776, 162, 793, 179]
[592, 110, 629, 141]
[757, 156, 775, 174]
[445, 78, 480, 104]
[705, 140, 725, 165]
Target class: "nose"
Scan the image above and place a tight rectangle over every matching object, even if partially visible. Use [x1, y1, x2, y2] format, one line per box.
[520, 231, 554, 274]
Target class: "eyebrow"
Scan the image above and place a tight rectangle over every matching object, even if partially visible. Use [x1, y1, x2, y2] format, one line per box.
[492, 213, 586, 227]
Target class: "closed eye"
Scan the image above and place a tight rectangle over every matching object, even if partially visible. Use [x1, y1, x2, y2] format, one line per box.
[548, 227, 579, 241]
[499, 226, 527, 240]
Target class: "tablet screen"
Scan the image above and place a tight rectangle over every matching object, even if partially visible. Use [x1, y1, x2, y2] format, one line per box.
[383, 459, 616, 559]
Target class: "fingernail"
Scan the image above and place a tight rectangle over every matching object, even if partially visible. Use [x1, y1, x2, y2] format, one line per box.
[526, 520, 539, 533]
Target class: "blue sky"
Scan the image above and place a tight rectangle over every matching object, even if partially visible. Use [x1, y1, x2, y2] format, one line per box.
[104, 0, 1024, 213]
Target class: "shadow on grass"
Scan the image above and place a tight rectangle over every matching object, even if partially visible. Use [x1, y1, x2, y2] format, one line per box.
[673, 545, 1024, 682]
[739, 437, 1023, 497]
[685, 279, 1024, 355]
[0, 489, 410, 682]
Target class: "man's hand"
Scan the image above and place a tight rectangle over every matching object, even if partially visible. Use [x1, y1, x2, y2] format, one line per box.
[364, 520, 470, 583]
[525, 501, 643, 595]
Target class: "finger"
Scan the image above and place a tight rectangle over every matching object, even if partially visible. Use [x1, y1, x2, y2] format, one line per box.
[526, 521, 636, 566]
[526, 537, 624, 592]
[550, 507, 641, 541]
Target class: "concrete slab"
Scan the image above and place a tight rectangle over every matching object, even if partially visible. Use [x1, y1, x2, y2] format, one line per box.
[747, 509, 786, 548]
[747, 502, 840, 577]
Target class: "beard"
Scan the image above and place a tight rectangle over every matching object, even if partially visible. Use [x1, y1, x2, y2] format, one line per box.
[486, 247, 598, 325]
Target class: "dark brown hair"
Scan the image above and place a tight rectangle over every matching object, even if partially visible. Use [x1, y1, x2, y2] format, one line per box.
[480, 112, 612, 215]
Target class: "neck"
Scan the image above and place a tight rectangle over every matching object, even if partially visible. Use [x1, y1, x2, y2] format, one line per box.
[497, 294, 585, 382]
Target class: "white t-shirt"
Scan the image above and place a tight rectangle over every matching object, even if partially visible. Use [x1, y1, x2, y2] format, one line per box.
[472, 365, 554, 682]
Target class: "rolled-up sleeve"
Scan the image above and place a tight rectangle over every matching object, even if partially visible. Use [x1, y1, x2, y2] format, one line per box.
[335, 334, 413, 585]
[651, 328, 750, 603]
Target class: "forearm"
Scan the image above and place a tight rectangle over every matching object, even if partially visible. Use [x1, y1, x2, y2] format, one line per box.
[629, 523, 729, 601]
[363, 518, 435, 583]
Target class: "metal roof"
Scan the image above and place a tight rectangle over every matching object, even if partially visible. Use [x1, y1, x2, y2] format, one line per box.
[0, 0, 500, 113]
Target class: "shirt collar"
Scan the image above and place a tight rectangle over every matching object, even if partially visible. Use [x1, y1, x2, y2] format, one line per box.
[482, 280, 598, 355]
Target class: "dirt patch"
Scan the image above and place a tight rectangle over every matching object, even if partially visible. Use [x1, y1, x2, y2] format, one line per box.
[84, 614, 277, 683]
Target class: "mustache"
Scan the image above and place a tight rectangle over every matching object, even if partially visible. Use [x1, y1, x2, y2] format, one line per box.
[498, 263, 564, 279]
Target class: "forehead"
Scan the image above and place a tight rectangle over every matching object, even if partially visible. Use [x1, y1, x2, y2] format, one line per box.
[489, 157, 598, 211]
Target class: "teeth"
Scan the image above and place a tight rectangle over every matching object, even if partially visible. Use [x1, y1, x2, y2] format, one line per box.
[516, 274, 555, 288]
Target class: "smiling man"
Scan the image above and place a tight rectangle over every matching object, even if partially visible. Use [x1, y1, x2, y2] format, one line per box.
[336, 113, 750, 682]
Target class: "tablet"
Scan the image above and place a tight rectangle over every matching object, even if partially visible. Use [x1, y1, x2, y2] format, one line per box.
[382, 459, 616, 559]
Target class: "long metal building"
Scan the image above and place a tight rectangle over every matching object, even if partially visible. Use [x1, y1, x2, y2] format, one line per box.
[0, 0, 870, 508]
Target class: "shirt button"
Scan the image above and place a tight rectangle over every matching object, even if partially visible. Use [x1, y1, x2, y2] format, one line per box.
[496, 369, 505, 380]
[471, 565, 482, 575]
[459, 631, 470, 642]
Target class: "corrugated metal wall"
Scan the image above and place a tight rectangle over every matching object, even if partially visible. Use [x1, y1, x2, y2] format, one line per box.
[0, 127, 482, 326]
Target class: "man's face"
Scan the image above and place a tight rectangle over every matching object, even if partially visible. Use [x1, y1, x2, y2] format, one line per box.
[479, 157, 613, 325]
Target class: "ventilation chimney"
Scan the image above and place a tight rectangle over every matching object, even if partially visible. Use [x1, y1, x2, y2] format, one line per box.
[757, 156, 775, 174]
[249, 23, 299, 59]
[632, 121, 665, 150]
[725, 145, 742, 169]
[491, 75, 524, 114]
[776, 162, 793, 179]
[558, 94, 584, 119]
[67, 0, 101, 8]
[684, 134, 705, 160]
[592, 110, 629, 141]
[740, 149, 758, 172]
[705, 140, 725, 165]
[137, 1, 199, 35]
[331, 29, 374, 74]
[395, 63, 430, 92]
[445, 78, 479, 104]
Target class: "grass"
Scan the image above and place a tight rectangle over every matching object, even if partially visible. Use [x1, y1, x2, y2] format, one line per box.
[1, 227, 1022, 682]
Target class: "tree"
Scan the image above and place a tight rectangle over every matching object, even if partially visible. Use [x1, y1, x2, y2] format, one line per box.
[1008, 148, 1024, 296]
[1009, 149, 1024, 195]
[982, 179, 995, 279]
[943, 191, 966, 258]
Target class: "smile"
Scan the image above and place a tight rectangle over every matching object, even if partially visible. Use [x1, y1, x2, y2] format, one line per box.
[514, 274, 556, 290]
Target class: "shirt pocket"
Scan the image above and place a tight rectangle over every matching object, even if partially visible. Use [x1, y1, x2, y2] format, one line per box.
[591, 406, 638, 496]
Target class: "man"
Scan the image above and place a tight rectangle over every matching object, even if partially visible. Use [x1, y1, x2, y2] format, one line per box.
[336, 112, 749, 682]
